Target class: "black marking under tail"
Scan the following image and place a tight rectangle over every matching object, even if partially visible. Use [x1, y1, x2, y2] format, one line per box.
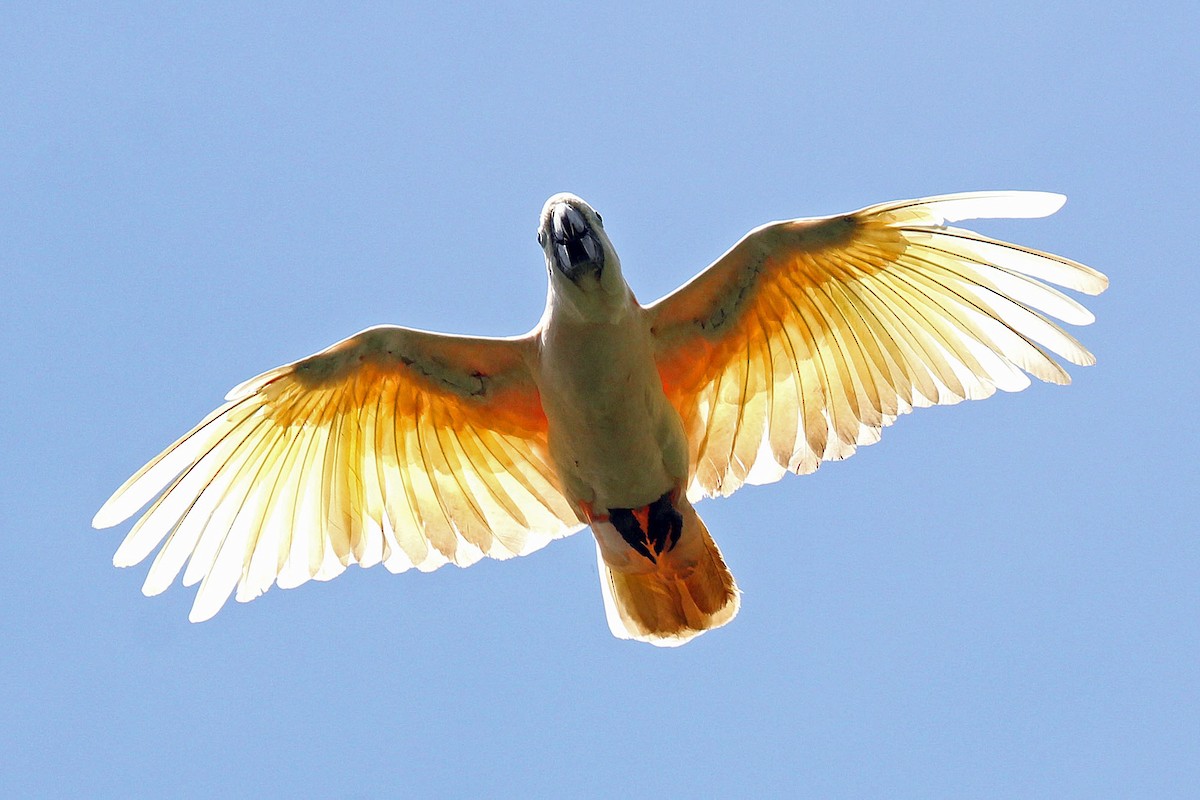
[608, 491, 683, 563]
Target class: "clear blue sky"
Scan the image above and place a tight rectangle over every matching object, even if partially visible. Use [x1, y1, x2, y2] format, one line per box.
[3, 3, 1197, 797]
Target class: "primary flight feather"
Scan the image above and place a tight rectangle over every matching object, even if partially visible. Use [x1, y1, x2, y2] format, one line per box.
[94, 191, 1107, 646]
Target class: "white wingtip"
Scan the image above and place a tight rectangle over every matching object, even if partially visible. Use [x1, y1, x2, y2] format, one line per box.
[93, 496, 130, 529]
[188, 605, 218, 624]
[1003, 190, 1066, 219]
[188, 588, 227, 623]
[922, 191, 1067, 223]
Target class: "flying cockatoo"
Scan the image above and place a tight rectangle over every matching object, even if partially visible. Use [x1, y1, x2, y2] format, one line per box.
[94, 191, 1107, 646]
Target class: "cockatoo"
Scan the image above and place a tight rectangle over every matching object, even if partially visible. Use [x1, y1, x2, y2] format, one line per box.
[94, 191, 1107, 646]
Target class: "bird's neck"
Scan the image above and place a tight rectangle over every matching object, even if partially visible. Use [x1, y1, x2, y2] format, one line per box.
[543, 264, 638, 326]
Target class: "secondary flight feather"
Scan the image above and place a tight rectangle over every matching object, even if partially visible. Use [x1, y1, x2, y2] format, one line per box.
[94, 191, 1107, 645]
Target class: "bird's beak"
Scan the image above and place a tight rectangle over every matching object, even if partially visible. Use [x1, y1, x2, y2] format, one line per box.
[547, 203, 605, 282]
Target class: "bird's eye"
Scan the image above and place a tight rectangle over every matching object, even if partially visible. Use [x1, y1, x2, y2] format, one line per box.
[537, 230, 545, 246]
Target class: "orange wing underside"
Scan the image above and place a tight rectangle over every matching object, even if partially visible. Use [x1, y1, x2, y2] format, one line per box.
[657, 221, 908, 488]
[656, 211, 1103, 500]
[253, 362, 567, 567]
[99, 331, 582, 621]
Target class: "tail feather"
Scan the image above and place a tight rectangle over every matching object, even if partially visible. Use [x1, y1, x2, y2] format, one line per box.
[595, 501, 739, 647]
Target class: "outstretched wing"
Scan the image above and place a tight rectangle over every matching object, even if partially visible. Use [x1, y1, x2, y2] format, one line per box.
[94, 325, 582, 621]
[648, 192, 1108, 500]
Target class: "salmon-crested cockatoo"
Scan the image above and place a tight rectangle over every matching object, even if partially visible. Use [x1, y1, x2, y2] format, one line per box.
[94, 191, 1107, 646]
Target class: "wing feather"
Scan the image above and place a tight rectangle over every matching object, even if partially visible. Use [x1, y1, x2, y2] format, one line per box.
[649, 191, 1106, 500]
[95, 326, 584, 619]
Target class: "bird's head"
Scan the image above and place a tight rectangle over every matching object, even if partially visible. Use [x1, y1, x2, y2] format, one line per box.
[537, 194, 621, 288]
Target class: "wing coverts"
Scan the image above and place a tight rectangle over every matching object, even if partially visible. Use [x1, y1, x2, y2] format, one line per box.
[649, 192, 1107, 500]
[93, 327, 582, 621]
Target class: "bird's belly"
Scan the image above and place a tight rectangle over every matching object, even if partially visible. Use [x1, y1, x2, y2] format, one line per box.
[555, 400, 674, 507]
[539, 324, 687, 512]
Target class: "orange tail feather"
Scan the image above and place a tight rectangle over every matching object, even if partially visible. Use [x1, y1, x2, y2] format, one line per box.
[595, 500, 739, 647]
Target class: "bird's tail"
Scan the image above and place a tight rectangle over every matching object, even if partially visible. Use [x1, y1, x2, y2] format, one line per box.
[594, 497, 739, 647]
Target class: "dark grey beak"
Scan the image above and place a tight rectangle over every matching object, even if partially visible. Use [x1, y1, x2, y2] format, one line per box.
[549, 203, 604, 281]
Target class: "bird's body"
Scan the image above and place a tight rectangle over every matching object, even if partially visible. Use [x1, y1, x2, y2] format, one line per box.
[94, 190, 1107, 646]
[537, 278, 683, 514]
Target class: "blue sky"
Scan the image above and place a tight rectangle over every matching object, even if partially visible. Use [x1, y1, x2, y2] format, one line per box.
[3, 3, 1197, 797]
